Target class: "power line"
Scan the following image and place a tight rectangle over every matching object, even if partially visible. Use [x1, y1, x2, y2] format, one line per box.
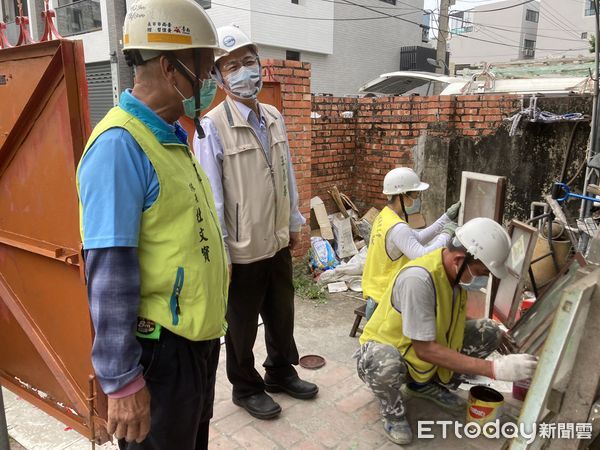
[335, 0, 587, 52]
[323, 0, 591, 39]
[458, 0, 535, 13]
[210, 1, 588, 52]
[540, 3, 582, 39]
[210, 2, 414, 21]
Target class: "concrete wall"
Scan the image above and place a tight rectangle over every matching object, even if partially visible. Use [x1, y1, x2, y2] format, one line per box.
[207, 0, 424, 96]
[251, 0, 333, 55]
[202, 0, 252, 37]
[320, 0, 423, 95]
[448, 0, 539, 65]
[535, 0, 594, 58]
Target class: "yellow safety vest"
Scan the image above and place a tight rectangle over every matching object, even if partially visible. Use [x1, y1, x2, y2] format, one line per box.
[360, 248, 467, 384]
[362, 206, 409, 303]
[77, 106, 228, 341]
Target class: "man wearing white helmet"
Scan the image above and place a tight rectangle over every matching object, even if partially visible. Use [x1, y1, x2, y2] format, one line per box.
[194, 25, 317, 420]
[356, 218, 538, 445]
[362, 167, 461, 320]
[77, 0, 228, 447]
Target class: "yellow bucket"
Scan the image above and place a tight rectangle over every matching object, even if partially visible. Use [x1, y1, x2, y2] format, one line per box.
[466, 386, 504, 424]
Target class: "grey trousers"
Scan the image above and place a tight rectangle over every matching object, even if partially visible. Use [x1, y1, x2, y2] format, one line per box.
[356, 319, 502, 421]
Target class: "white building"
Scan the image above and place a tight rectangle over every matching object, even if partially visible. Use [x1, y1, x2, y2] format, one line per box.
[0, 0, 126, 125]
[1, 0, 426, 120]
[206, 0, 426, 95]
[535, 0, 595, 59]
[448, 0, 540, 65]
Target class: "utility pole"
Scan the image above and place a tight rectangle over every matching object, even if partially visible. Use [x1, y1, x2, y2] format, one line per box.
[435, 0, 454, 75]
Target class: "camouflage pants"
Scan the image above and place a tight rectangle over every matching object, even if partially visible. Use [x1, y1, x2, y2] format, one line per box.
[355, 319, 502, 421]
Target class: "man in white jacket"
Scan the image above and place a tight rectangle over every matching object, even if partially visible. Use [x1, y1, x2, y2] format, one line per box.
[194, 25, 317, 420]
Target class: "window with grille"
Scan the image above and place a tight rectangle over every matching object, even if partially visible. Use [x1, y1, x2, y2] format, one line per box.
[585, 0, 596, 16]
[286, 50, 300, 61]
[525, 9, 539, 22]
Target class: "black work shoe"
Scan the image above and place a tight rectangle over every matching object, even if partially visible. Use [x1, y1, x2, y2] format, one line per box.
[264, 375, 319, 399]
[232, 392, 282, 420]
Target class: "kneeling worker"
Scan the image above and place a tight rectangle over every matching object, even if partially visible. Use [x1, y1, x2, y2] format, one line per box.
[362, 167, 461, 319]
[357, 218, 538, 445]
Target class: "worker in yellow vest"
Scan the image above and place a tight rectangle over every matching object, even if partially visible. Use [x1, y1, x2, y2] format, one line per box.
[357, 218, 538, 445]
[77, 0, 228, 447]
[362, 167, 461, 320]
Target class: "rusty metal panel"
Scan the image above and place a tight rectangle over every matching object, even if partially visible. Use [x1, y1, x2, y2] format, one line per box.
[0, 39, 108, 443]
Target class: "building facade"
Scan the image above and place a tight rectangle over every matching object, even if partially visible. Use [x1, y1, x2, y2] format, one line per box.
[1, 0, 426, 118]
[206, 0, 427, 95]
[535, 0, 594, 59]
[448, 0, 540, 65]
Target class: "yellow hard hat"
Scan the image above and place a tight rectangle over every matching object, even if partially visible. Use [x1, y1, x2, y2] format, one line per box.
[123, 0, 226, 56]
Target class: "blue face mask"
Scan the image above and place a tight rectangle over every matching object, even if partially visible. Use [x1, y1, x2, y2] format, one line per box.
[174, 79, 217, 119]
[224, 64, 263, 99]
[405, 197, 421, 215]
[459, 265, 489, 291]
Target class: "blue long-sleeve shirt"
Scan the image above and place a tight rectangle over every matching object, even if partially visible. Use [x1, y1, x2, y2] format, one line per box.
[78, 90, 189, 394]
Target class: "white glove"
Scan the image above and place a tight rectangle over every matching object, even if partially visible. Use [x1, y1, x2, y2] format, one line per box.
[493, 354, 538, 381]
[445, 201, 461, 221]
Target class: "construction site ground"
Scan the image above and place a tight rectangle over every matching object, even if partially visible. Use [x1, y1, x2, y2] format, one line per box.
[4, 291, 510, 449]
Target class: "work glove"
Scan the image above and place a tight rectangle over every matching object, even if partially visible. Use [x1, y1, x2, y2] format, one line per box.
[445, 201, 462, 221]
[492, 354, 538, 381]
[441, 221, 458, 237]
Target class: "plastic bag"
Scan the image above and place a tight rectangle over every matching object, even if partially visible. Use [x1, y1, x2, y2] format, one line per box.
[309, 237, 339, 272]
[318, 247, 367, 284]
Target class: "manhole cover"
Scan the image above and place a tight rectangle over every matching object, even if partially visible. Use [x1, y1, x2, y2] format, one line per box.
[299, 354, 326, 370]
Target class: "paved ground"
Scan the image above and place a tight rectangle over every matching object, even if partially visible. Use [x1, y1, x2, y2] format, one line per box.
[4, 291, 515, 449]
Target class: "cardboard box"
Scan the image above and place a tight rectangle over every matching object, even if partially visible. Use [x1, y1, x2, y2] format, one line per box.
[407, 213, 426, 229]
[310, 196, 334, 240]
[361, 207, 380, 225]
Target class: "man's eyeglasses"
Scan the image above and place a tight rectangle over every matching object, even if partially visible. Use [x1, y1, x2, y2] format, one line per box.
[220, 57, 259, 74]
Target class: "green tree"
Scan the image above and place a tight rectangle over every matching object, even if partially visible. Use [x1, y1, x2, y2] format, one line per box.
[591, 33, 596, 53]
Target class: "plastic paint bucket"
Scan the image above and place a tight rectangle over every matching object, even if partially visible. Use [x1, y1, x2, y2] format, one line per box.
[466, 386, 504, 424]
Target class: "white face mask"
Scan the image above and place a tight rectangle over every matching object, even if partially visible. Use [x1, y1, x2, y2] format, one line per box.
[404, 197, 421, 215]
[459, 265, 489, 291]
[224, 65, 263, 99]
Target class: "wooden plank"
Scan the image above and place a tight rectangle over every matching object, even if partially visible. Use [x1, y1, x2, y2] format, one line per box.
[547, 274, 600, 450]
[511, 269, 598, 450]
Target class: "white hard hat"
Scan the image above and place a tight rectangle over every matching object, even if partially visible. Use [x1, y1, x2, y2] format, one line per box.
[123, 0, 226, 56]
[382, 167, 429, 195]
[455, 218, 511, 279]
[215, 24, 258, 62]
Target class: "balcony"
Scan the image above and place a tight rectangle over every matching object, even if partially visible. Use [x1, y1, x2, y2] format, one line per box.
[56, 0, 102, 37]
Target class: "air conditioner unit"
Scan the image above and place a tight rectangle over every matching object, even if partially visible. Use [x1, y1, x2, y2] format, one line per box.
[522, 49, 535, 57]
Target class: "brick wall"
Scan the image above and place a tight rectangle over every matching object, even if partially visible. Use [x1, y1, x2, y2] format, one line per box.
[262, 59, 312, 257]
[310, 94, 522, 212]
[311, 96, 357, 212]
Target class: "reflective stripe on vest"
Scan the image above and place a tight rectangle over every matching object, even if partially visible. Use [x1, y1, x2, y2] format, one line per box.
[362, 206, 409, 303]
[359, 248, 467, 384]
[77, 106, 228, 341]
